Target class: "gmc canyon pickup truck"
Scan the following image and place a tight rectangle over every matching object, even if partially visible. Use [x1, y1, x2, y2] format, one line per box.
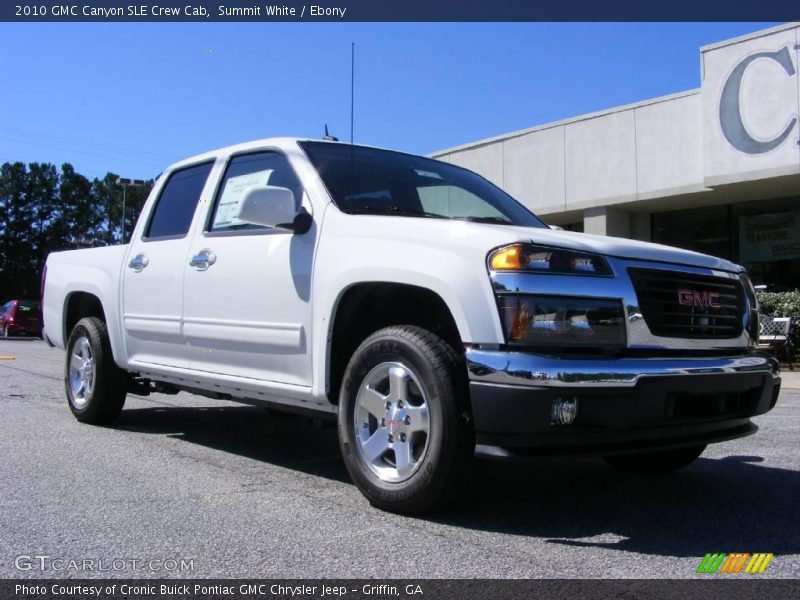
[42, 138, 780, 513]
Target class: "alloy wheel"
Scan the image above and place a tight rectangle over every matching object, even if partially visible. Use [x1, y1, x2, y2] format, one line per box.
[352, 361, 431, 483]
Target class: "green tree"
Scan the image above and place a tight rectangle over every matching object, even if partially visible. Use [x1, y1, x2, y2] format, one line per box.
[53, 163, 98, 250]
[0, 160, 154, 301]
[27, 162, 59, 282]
[91, 173, 153, 245]
[0, 162, 35, 298]
[119, 180, 151, 243]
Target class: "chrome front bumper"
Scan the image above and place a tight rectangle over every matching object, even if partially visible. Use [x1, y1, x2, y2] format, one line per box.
[465, 348, 781, 455]
[466, 348, 781, 388]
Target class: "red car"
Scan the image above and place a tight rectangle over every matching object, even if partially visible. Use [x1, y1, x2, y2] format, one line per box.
[1, 300, 43, 338]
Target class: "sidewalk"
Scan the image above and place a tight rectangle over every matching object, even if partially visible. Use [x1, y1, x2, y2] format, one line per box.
[780, 368, 800, 390]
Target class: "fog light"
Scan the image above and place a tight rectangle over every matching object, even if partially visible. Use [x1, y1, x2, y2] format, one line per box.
[551, 397, 578, 426]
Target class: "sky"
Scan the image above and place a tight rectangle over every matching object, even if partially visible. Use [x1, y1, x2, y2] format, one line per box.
[0, 22, 780, 180]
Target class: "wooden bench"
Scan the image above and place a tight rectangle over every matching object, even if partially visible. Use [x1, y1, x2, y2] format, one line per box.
[758, 316, 794, 369]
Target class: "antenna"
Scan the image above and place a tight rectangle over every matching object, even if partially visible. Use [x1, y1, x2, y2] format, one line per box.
[323, 124, 338, 142]
[350, 41, 355, 144]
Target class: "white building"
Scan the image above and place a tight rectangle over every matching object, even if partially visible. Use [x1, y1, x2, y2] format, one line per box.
[432, 23, 800, 289]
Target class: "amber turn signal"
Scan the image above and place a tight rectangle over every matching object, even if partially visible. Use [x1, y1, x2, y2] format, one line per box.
[489, 245, 523, 271]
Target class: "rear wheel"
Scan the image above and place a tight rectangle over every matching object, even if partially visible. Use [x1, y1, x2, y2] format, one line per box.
[65, 317, 127, 424]
[603, 444, 706, 473]
[338, 325, 473, 514]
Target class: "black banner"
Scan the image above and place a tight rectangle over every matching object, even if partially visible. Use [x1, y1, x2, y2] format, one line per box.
[2, 0, 800, 22]
[4, 580, 800, 600]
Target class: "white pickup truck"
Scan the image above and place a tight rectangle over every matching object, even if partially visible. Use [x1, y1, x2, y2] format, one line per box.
[42, 137, 780, 513]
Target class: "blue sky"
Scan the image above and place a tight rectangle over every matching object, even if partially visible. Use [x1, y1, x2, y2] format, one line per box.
[0, 22, 779, 180]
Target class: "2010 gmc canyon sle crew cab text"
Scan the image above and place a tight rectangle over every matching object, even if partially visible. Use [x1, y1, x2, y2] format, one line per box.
[42, 138, 780, 513]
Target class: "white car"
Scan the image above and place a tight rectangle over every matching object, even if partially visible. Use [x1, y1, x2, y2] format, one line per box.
[42, 138, 780, 513]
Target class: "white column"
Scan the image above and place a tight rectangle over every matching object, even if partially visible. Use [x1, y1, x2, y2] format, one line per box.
[583, 207, 631, 238]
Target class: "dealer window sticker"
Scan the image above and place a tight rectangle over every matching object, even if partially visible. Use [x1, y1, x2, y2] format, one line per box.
[213, 169, 274, 229]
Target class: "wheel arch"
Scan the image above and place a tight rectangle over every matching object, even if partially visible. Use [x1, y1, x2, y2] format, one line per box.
[64, 292, 106, 339]
[324, 281, 465, 405]
[62, 290, 125, 367]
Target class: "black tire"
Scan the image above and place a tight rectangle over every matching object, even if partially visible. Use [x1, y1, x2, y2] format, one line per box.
[603, 444, 706, 474]
[337, 325, 473, 514]
[65, 317, 127, 424]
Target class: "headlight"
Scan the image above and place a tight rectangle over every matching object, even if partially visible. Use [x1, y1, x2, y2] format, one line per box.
[498, 295, 626, 348]
[488, 244, 612, 276]
[740, 272, 760, 343]
[740, 272, 758, 311]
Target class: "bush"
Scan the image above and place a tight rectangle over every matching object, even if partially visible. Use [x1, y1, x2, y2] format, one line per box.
[756, 291, 800, 352]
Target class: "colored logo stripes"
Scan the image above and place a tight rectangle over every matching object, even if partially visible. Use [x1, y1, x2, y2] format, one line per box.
[697, 553, 774, 574]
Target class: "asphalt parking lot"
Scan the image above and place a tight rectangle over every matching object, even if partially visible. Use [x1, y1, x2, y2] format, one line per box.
[1, 338, 798, 579]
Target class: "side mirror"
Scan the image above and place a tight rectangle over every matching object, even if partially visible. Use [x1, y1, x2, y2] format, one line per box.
[237, 186, 311, 233]
[549, 224, 564, 231]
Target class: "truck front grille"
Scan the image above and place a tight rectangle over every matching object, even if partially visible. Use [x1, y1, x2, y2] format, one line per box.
[628, 267, 744, 339]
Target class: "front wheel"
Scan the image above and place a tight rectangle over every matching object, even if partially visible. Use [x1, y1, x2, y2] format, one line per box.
[65, 317, 127, 424]
[603, 444, 706, 473]
[337, 325, 473, 514]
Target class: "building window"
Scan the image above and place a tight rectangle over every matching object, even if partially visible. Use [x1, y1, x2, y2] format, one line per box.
[652, 197, 800, 290]
[733, 196, 800, 291]
[652, 205, 732, 261]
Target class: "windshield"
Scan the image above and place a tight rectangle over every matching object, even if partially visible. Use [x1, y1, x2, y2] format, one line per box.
[299, 141, 546, 228]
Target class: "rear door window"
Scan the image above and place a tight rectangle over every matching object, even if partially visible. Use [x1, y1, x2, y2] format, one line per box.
[145, 162, 214, 239]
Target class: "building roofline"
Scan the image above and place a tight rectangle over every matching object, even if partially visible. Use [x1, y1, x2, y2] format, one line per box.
[700, 22, 798, 53]
[430, 88, 701, 157]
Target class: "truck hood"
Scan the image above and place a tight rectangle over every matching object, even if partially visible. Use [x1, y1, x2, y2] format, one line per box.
[470, 223, 742, 272]
[336, 213, 742, 273]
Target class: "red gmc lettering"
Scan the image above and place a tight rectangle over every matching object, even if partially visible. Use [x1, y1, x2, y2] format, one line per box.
[677, 289, 721, 308]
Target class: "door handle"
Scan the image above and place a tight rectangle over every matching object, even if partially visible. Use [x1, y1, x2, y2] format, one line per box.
[128, 253, 149, 272]
[189, 249, 217, 271]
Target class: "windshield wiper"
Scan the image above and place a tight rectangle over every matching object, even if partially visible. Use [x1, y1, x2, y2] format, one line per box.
[346, 207, 512, 223]
[454, 216, 513, 225]
[347, 206, 448, 219]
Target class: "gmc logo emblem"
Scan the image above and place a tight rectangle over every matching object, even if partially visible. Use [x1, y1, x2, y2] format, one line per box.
[677, 289, 721, 308]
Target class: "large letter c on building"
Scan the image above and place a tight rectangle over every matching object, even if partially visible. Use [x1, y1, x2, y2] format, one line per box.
[720, 47, 797, 154]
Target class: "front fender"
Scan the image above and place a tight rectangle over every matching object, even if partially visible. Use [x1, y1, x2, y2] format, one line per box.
[310, 211, 507, 400]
